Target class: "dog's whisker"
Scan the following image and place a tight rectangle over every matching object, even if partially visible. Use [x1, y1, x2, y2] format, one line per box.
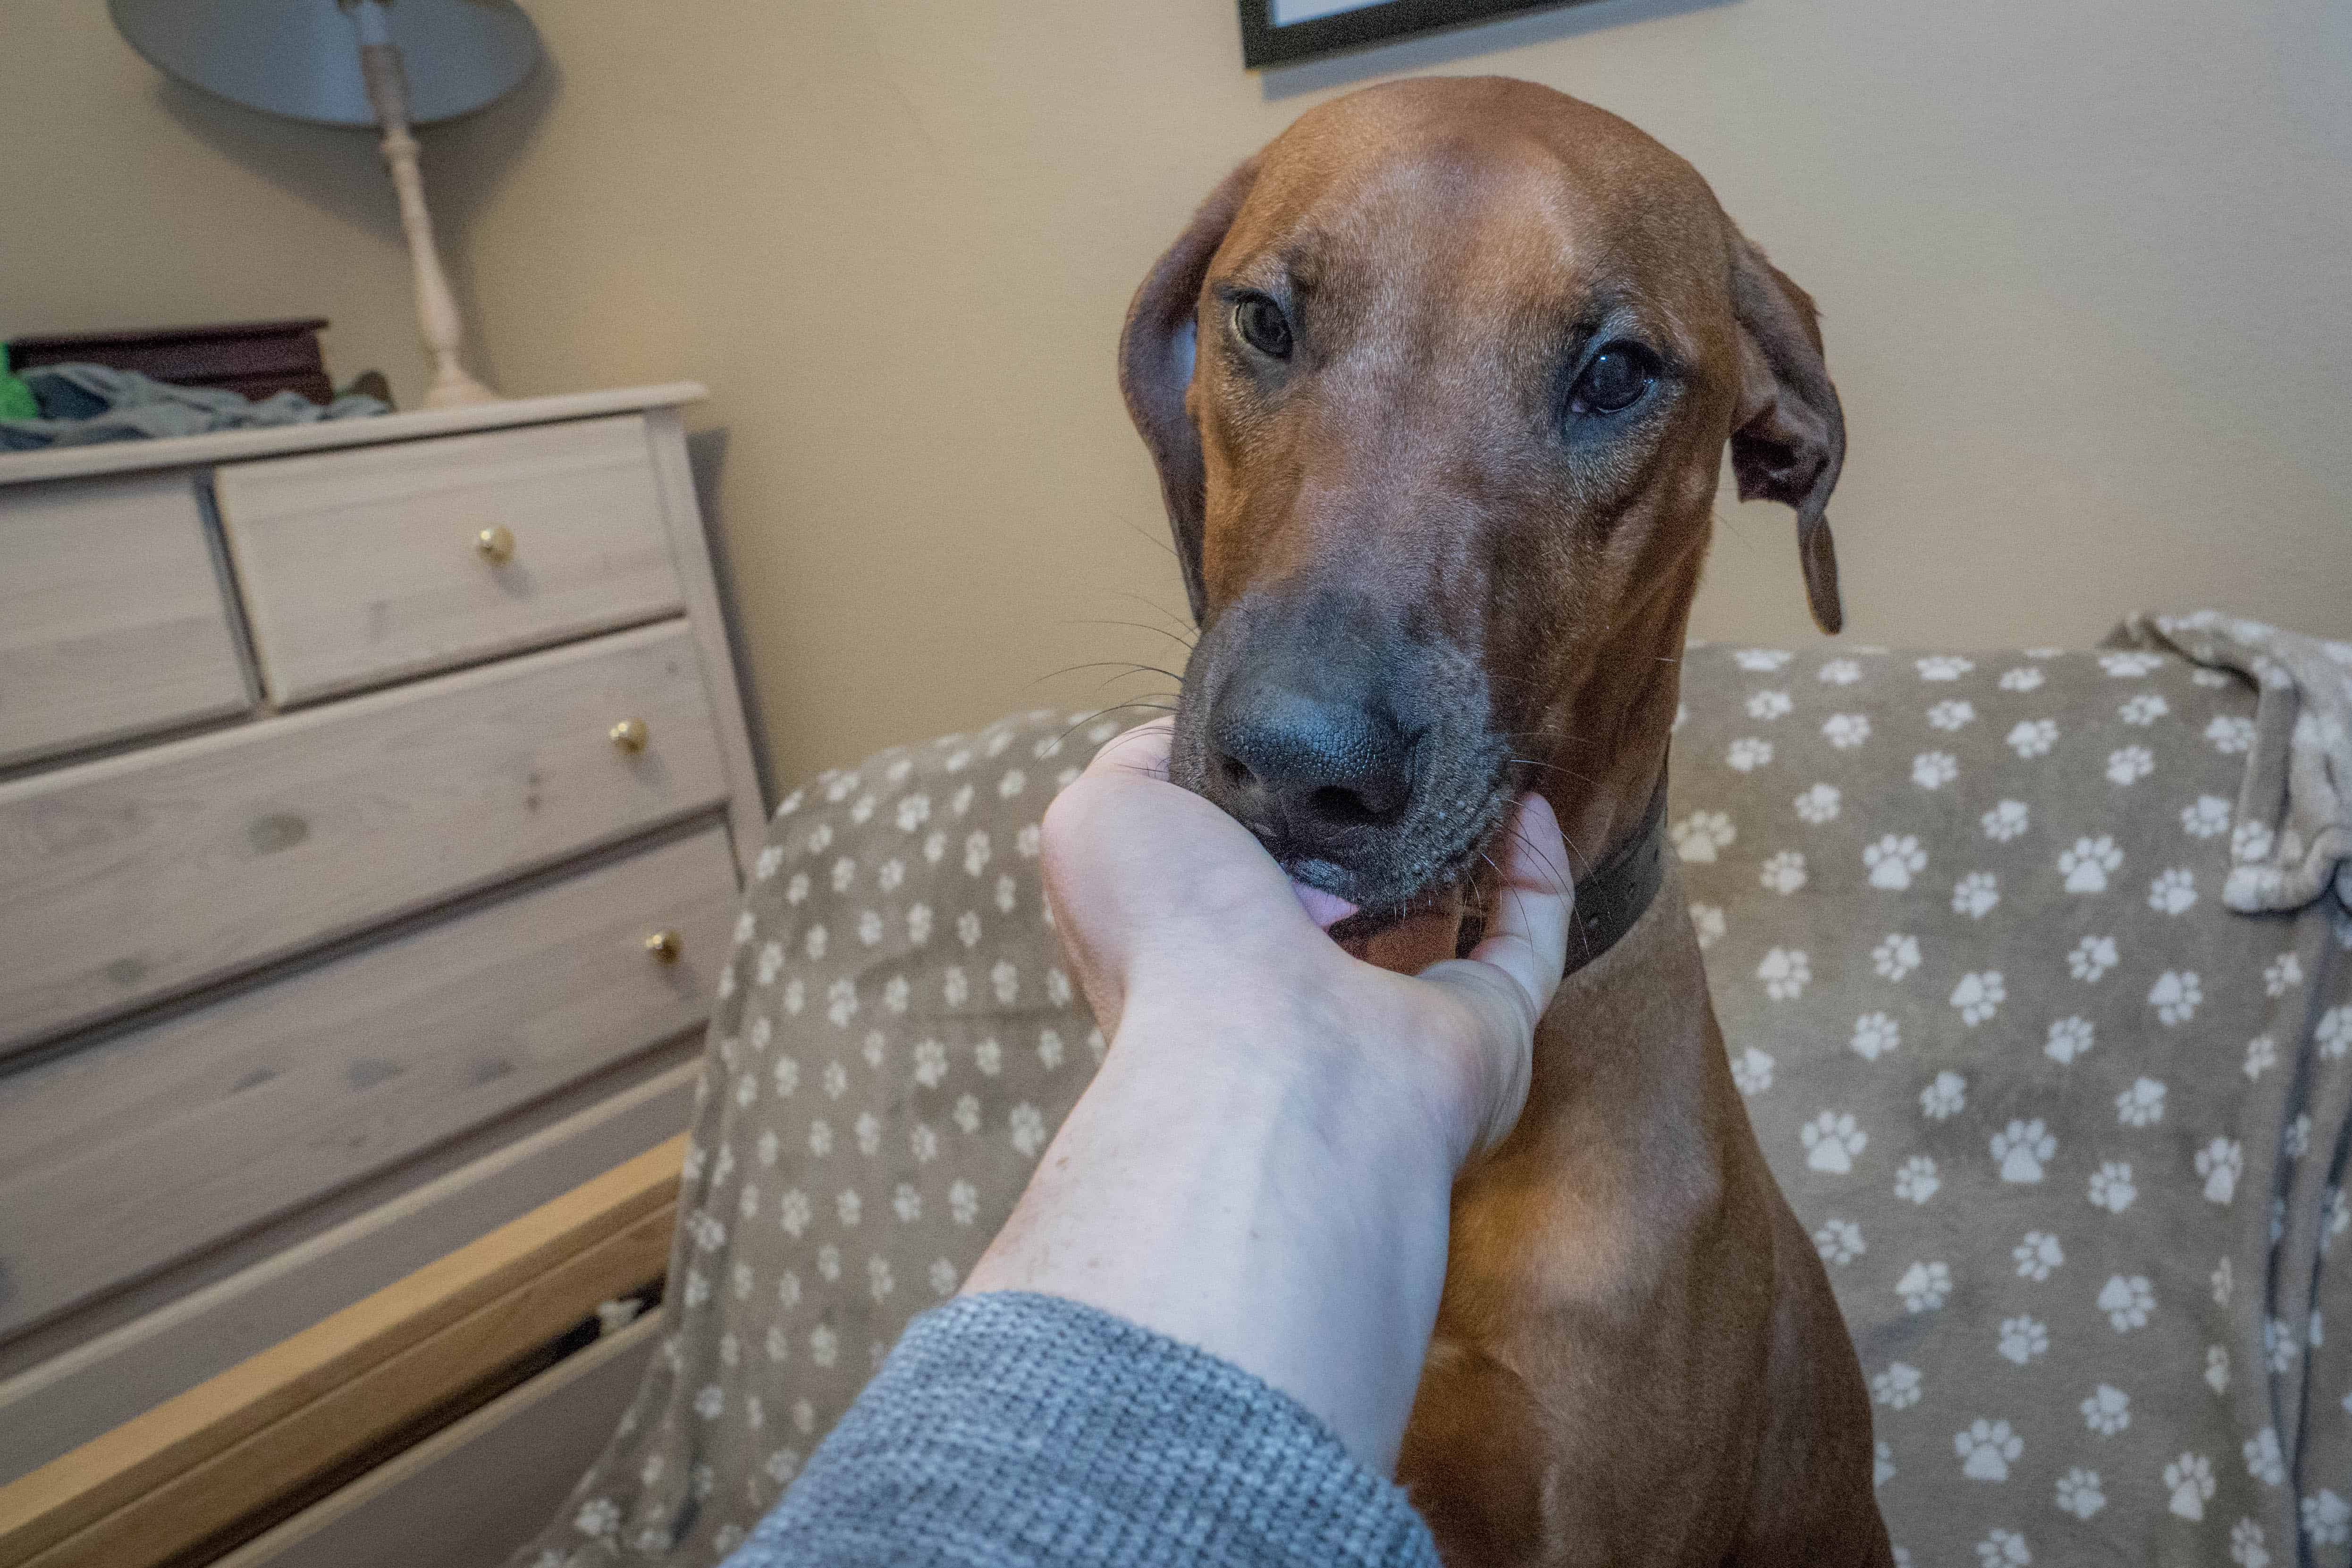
[1113, 590, 1200, 640]
[1063, 616, 1200, 653]
[1508, 756, 1598, 785]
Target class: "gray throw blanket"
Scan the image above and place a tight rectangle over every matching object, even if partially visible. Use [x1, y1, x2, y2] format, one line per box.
[0, 362, 387, 450]
[510, 613, 2352, 1568]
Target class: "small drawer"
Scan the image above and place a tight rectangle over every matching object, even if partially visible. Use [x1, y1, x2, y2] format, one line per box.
[214, 414, 686, 705]
[0, 619, 727, 1054]
[0, 471, 252, 768]
[0, 824, 735, 1341]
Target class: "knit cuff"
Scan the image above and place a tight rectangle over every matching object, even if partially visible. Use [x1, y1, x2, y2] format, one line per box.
[726, 1290, 1440, 1568]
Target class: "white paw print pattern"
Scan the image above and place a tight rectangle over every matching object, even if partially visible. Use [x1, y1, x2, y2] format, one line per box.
[1801, 1111, 1869, 1174]
[2066, 935, 2117, 982]
[1951, 871, 1999, 919]
[2149, 969, 2203, 1025]
[1955, 1418, 2023, 1481]
[1824, 712, 1873, 750]
[1897, 1261, 1953, 1313]
[2082, 1383, 2132, 1435]
[2164, 1453, 2217, 1520]
[1672, 809, 1737, 862]
[2057, 835, 2123, 893]
[2056, 1467, 2106, 1520]
[1759, 851, 1808, 894]
[1990, 1119, 2055, 1183]
[2182, 794, 2232, 837]
[1976, 1528, 2030, 1566]
[1921, 1071, 1968, 1121]
[1852, 1012, 1902, 1062]
[1950, 970, 2006, 1027]
[2007, 718, 2059, 758]
[1895, 1156, 1940, 1204]
[2044, 1015, 2094, 1065]
[1814, 1218, 1866, 1265]
[1980, 799, 2030, 842]
[2099, 1275, 2156, 1332]
[2146, 866, 2197, 914]
[2113, 1077, 2164, 1126]
[1795, 782, 1842, 823]
[1873, 933, 1922, 981]
[1998, 1316, 2049, 1365]
[1865, 834, 1929, 890]
[1757, 947, 1811, 999]
[2087, 1163, 2136, 1215]
[1913, 751, 1960, 790]
[2015, 1231, 2065, 1281]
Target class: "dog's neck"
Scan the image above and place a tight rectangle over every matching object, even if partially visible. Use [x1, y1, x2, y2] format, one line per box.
[1557, 771, 1669, 978]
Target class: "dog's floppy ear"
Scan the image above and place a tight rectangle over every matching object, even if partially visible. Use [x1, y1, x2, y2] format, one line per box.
[1728, 233, 1847, 634]
[1118, 157, 1259, 624]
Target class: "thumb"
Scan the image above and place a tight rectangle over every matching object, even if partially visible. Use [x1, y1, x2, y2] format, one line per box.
[1415, 793, 1573, 1155]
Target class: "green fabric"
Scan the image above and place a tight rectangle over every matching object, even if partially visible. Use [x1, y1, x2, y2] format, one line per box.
[0, 349, 37, 422]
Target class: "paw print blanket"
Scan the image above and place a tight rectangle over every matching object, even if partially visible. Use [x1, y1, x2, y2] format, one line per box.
[511, 615, 2352, 1568]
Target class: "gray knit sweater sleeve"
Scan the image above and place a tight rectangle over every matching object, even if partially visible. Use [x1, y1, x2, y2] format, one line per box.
[720, 1290, 1442, 1568]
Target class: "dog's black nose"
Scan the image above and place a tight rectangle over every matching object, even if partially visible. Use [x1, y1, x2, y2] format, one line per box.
[1210, 678, 1416, 845]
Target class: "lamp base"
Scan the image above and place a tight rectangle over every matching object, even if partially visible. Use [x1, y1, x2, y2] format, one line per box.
[359, 35, 500, 412]
[422, 364, 500, 408]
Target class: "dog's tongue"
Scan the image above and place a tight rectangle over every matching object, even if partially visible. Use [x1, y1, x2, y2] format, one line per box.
[1290, 880, 1359, 932]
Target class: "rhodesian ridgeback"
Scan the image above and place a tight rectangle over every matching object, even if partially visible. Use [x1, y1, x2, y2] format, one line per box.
[1118, 77, 1892, 1566]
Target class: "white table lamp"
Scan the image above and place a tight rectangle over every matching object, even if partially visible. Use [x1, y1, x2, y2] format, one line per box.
[110, 0, 543, 408]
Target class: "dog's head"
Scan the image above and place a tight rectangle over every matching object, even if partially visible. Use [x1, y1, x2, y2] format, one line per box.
[1120, 77, 1844, 936]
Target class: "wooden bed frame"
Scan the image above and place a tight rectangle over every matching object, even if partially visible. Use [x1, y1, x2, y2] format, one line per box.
[0, 1134, 685, 1568]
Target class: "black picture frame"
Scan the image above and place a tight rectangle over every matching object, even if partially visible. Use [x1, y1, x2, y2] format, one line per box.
[1238, 0, 1592, 68]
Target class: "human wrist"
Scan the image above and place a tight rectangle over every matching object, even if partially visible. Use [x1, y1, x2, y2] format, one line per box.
[1110, 975, 1479, 1176]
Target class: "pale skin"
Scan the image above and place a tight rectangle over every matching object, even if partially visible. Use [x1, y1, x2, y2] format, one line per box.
[963, 718, 1572, 1476]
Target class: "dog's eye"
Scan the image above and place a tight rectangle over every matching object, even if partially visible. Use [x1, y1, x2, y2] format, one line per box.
[1232, 294, 1293, 359]
[1569, 344, 1655, 415]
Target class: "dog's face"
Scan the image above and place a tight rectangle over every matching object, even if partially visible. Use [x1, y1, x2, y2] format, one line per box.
[1121, 77, 1844, 934]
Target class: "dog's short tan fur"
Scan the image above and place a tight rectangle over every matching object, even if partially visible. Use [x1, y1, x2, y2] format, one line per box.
[1119, 78, 1892, 1566]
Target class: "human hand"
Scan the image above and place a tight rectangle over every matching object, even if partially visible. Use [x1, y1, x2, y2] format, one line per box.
[1037, 717, 1572, 1164]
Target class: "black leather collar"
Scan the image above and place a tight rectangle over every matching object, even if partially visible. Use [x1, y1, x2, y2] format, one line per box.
[1557, 776, 1669, 978]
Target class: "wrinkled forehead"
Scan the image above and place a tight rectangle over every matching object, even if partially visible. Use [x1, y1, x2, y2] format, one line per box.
[1216, 91, 1733, 345]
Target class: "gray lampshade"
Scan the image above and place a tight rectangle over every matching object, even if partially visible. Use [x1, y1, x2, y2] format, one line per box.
[110, 0, 542, 127]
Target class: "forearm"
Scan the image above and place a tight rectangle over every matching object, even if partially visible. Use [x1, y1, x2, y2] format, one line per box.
[963, 987, 1465, 1475]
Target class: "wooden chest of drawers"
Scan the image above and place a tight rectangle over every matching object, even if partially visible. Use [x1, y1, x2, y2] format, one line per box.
[0, 385, 763, 1496]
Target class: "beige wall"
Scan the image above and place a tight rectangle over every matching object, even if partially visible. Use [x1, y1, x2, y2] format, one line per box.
[10, 0, 2351, 792]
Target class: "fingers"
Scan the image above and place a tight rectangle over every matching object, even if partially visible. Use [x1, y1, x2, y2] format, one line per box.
[1414, 793, 1574, 1157]
[1464, 792, 1574, 1027]
[1080, 715, 1173, 784]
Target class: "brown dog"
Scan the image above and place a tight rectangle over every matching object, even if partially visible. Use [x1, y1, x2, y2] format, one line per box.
[1118, 78, 1891, 1566]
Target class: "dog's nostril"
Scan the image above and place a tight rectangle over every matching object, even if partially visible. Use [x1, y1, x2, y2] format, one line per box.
[1309, 784, 1381, 826]
[1220, 755, 1255, 792]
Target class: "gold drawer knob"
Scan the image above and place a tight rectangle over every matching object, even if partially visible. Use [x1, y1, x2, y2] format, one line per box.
[609, 717, 649, 753]
[644, 929, 682, 964]
[474, 524, 516, 564]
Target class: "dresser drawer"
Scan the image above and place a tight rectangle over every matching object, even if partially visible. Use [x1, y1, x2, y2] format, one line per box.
[214, 414, 686, 704]
[0, 471, 251, 768]
[0, 825, 733, 1343]
[0, 620, 726, 1054]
